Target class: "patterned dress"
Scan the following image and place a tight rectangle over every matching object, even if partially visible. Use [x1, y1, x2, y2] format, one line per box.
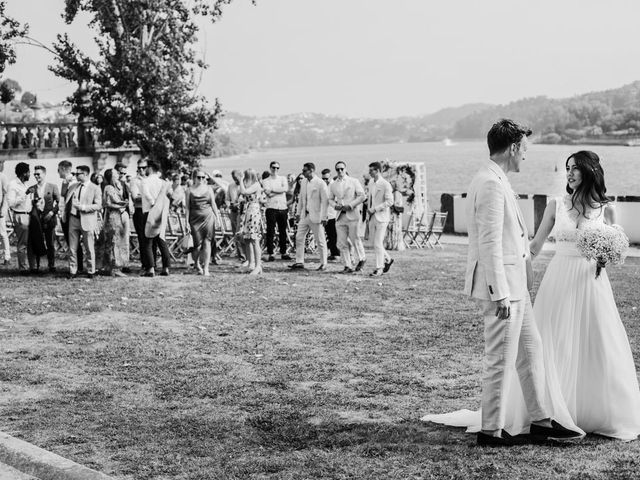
[241, 190, 262, 240]
[103, 184, 130, 269]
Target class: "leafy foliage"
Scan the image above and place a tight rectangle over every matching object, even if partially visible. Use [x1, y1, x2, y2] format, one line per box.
[0, 0, 28, 75]
[50, 0, 253, 173]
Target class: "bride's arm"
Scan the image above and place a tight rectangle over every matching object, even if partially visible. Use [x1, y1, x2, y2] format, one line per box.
[604, 203, 617, 225]
[529, 198, 557, 260]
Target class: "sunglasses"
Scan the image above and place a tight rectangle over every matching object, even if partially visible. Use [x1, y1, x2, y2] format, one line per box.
[196, 176, 206, 179]
[335, 168, 344, 171]
[33, 172, 42, 176]
[138, 166, 147, 170]
[271, 166, 280, 170]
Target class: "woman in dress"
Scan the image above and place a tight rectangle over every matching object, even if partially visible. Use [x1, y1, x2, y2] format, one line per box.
[102, 169, 131, 277]
[237, 168, 263, 275]
[185, 169, 220, 276]
[385, 180, 405, 251]
[526, 150, 640, 440]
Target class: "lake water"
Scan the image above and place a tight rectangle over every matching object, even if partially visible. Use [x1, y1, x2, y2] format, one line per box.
[202, 141, 640, 210]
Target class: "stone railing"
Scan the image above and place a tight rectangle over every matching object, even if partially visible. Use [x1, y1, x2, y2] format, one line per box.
[0, 121, 101, 154]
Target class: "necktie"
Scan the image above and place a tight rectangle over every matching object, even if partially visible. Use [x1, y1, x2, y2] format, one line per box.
[72, 184, 83, 216]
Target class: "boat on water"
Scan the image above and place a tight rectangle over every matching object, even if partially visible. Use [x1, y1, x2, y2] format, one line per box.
[442, 138, 456, 146]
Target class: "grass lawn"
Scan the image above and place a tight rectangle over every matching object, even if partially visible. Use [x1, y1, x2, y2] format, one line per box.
[0, 246, 639, 480]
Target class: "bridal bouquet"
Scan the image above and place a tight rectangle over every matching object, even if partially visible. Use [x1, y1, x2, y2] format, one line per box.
[576, 224, 629, 278]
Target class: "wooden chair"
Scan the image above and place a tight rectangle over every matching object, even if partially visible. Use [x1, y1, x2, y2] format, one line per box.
[404, 210, 429, 248]
[424, 211, 448, 249]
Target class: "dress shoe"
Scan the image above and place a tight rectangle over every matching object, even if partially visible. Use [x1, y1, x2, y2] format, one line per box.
[288, 263, 305, 270]
[267, 255, 276, 262]
[142, 270, 155, 278]
[369, 269, 383, 277]
[160, 268, 170, 276]
[48, 267, 57, 273]
[342, 266, 354, 274]
[281, 254, 292, 260]
[477, 430, 529, 447]
[383, 258, 394, 273]
[66, 273, 77, 280]
[354, 259, 366, 272]
[121, 267, 132, 274]
[328, 255, 337, 262]
[316, 264, 326, 271]
[87, 273, 95, 279]
[530, 420, 584, 442]
[19, 270, 31, 276]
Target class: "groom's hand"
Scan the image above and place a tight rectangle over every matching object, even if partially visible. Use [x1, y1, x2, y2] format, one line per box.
[495, 297, 511, 319]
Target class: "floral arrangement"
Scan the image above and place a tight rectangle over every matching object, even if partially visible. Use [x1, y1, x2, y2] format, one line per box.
[576, 224, 629, 278]
[380, 160, 417, 204]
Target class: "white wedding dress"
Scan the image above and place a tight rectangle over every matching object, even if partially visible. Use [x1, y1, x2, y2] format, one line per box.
[423, 195, 640, 440]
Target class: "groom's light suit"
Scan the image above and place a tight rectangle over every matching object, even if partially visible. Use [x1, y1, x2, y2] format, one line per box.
[464, 160, 547, 432]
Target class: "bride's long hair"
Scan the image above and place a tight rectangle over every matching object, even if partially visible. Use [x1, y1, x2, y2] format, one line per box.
[565, 150, 610, 217]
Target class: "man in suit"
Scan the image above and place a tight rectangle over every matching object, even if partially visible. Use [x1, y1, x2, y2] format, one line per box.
[0, 159, 10, 265]
[58, 160, 83, 273]
[289, 162, 329, 271]
[130, 157, 149, 272]
[465, 119, 581, 446]
[141, 160, 171, 277]
[328, 161, 366, 273]
[366, 162, 394, 276]
[321, 168, 341, 262]
[66, 165, 102, 278]
[32, 165, 60, 272]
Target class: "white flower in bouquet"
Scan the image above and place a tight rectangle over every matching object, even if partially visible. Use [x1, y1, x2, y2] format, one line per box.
[576, 224, 629, 278]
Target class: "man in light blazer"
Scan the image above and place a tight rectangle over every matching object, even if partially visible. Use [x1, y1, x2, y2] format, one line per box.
[328, 161, 366, 273]
[65, 165, 102, 278]
[289, 162, 329, 270]
[366, 162, 394, 276]
[465, 119, 581, 446]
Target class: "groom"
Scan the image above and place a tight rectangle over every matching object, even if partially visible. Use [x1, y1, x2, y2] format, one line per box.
[465, 119, 581, 446]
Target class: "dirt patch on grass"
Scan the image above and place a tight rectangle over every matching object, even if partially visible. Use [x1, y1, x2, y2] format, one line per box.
[315, 311, 399, 329]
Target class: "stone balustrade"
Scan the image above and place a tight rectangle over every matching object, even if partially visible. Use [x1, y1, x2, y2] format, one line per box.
[0, 121, 101, 156]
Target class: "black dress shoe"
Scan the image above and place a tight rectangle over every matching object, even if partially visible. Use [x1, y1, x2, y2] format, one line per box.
[121, 267, 132, 274]
[328, 255, 337, 262]
[477, 430, 529, 447]
[530, 420, 583, 442]
[316, 264, 326, 271]
[354, 259, 366, 272]
[281, 254, 292, 260]
[160, 269, 170, 276]
[342, 266, 354, 274]
[87, 273, 95, 279]
[267, 255, 275, 262]
[288, 263, 305, 270]
[66, 273, 77, 280]
[383, 258, 394, 273]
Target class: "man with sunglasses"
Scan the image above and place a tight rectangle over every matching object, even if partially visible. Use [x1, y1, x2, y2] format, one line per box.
[58, 160, 84, 273]
[31, 165, 60, 272]
[130, 158, 149, 272]
[328, 161, 366, 273]
[262, 161, 291, 261]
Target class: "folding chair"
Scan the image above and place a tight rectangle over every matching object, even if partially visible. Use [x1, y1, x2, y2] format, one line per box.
[404, 210, 428, 248]
[425, 211, 448, 249]
[401, 210, 415, 249]
[215, 211, 235, 256]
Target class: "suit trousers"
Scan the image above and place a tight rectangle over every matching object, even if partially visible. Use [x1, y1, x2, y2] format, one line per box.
[295, 216, 327, 265]
[132, 207, 147, 268]
[61, 219, 83, 271]
[141, 212, 171, 271]
[336, 217, 365, 267]
[325, 218, 340, 257]
[0, 215, 10, 260]
[265, 208, 289, 255]
[68, 215, 96, 274]
[13, 212, 34, 271]
[479, 296, 548, 431]
[369, 217, 390, 269]
[43, 222, 56, 268]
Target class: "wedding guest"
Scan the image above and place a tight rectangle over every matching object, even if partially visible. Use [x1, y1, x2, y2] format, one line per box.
[186, 169, 221, 276]
[91, 172, 104, 188]
[170, 173, 186, 214]
[263, 161, 292, 262]
[289, 163, 328, 271]
[58, 160, 84, 273]
[102, 169, 131, 277]
[227, 169, 246, 262]
[67, 165, 102, 279]
[7, 162, 34, 274]
[328, 161, 366, 273]
[237, 168, 263, 275]
[366, 162, 394, 276]
[141, 160, 171, 277]
[114, 163, 133, 273]
[0, 159, 11, 265]
[91, 171, 107, 272]
[32, 165, 60, 272]
[385, 179, 405, 251]
[130, 158, 149, 272]
[321, 168, 341, 261]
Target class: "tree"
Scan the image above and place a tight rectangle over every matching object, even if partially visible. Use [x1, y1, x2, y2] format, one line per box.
[49, 0, 254, 173]
[21, 90, 36, 107]
[0, 78, 21, 121]
[0, 0, 28, 75]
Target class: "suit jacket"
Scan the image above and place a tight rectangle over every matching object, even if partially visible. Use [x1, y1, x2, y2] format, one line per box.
[328, 176, 365, 222]
[297, 176, 328, 223]
[367, 177, 393, 223]
[463, 160, 530, 302]
[34, 182, 60, 229]
[64, 181, 102, 231]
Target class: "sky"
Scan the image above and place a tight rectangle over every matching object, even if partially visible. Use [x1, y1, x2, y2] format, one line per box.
[4, 0, 640, 118]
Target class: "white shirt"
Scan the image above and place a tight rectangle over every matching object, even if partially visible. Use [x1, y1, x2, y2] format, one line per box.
[0, 172, 8, 215]
[70, 180, 90, 216]
[262, 175, 288, 210]
[141, 174, 164, 213]
[7, 179, 33, 213]
[130, 174, 145, 208]
[324, 180, 337, 220]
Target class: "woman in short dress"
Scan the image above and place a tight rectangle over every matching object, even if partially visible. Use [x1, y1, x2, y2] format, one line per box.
[185, 169, 220, 276]
[237, 168, 263, 275]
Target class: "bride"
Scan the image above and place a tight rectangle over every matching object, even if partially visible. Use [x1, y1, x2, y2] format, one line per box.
[424, 150, 640, 440]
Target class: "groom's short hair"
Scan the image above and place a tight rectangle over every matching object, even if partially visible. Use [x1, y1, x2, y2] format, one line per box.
[487, 119, 532, 155]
